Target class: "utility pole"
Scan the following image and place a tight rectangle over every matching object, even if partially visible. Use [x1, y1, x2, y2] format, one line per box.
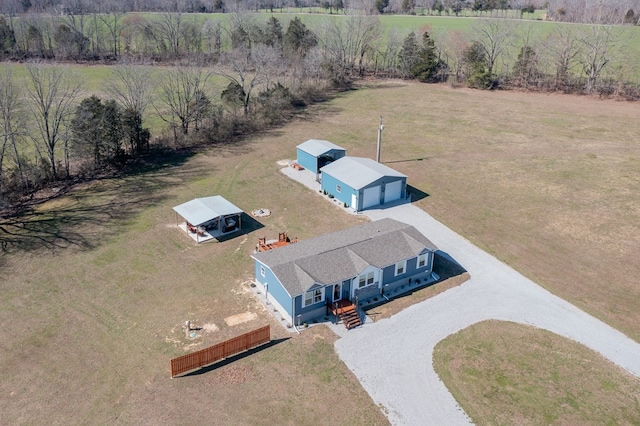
[376, 116, 384, 163]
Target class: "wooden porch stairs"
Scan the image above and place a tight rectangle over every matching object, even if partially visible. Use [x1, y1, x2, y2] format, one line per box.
[330, 300, 362, 330]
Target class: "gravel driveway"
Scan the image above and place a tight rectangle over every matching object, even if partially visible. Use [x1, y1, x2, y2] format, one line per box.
[333, 202, 640, 425]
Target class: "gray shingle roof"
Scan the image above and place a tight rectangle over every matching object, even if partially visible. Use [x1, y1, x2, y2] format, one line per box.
[320, 157, 407, 190]
[296, 139, 346, 157]
[252, 218, 437, 297]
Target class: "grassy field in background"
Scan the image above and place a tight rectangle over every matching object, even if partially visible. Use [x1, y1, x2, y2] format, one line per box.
[2, 80, 640, 423]
[433, 320, 640, 424]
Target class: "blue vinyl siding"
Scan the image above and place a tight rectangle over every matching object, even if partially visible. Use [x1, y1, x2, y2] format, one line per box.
[381, 251, 434, 284]
[292, 284, 331, 324]
[253, 260, 293, 318]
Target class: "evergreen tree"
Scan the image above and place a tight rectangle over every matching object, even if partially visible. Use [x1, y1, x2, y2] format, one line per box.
[263, 17, 283, 48]
[398, 32, 420, 78]
[71, 95, 124, 168]
[284, 17, 317, 58]
[412, 31, 442, 82]
[463, 41, 493, 89]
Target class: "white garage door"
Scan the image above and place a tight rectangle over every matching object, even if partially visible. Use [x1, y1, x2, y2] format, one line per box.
[384, 180, 402, 204]
[362, 186, 381, 209]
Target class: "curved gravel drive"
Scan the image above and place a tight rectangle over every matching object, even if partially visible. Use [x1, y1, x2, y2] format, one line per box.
[333, 203, 640, 425]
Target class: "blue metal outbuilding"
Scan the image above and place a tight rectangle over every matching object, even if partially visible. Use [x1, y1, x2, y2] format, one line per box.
[296, 139, 346, 174]
[320, 156, 407, 211]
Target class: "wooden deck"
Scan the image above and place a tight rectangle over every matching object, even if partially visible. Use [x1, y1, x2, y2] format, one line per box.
[330, 300, 362, 330]
[256, 232, 298, 252]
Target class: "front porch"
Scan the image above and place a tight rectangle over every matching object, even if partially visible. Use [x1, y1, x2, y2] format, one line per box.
[329, 300, 362, 330]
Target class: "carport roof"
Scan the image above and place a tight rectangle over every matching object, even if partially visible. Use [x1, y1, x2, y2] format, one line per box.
[297, 139, 346, 157]
[320, 156, 406, 190]
[172, 196, 243, 226]
[251, 218, 437, 297]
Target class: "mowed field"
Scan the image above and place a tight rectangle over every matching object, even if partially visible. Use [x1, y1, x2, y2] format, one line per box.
[434, 321, 640, 424]
[2, 80, 640, 423]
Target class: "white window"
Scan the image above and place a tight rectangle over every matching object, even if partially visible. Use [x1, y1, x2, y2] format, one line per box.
[395, 260, 406, 276]
[336, 184, 341, 193]
[358, 272, 375, 288]
[304, 288, 324, 307]
[418, 254, 427, 268]
[260, 266, 265, 277]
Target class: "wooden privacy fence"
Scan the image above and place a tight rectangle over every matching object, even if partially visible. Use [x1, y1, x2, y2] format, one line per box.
[170, 325, 270, 378]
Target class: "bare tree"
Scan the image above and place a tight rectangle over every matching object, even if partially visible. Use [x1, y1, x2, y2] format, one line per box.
[575, 24, 625, 93]
[152, 13, 184, 56]
[319, 13, 382, 85]
[107, 62, 154, 118]
[216, 45, 281, 116]
[25, 64, 83, 180]
[100, 10, 124, 58]
[471, 18, 515, 80]
[0, 69, 27, 191]
[156, 66, 212, 140]
[541, 25, 580, 90]
[437, 30, 469, 83]
[106, 62, 154, 154]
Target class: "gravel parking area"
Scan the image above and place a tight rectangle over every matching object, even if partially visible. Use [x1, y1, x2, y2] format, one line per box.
[336, 203, 640, 425]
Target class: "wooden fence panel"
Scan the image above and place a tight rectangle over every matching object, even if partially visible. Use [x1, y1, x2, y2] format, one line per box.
[170, 325, 270, 378]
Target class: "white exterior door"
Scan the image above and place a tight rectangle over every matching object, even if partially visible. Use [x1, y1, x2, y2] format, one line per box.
[362, 186, 381, 209]
[384, 180, 402, 203]
[351, 193, 358, 210]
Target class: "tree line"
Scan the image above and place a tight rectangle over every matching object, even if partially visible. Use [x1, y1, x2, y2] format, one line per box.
[2, 0, 640, 23]
[1, 10, 639, 208]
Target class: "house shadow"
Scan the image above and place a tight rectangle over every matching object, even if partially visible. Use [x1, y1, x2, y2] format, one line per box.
[179, 337, 290, 377]
[433, 250, 467, 280]
[215, 212, 265, 243]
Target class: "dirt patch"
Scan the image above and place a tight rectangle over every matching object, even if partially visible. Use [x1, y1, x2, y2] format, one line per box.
[224, 312, 258, 326]
[213, 365, 253, 385]
[201, 323, 219, 333]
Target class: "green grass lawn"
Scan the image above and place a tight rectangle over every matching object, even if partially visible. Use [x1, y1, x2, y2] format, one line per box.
[434, 320, 640, 424]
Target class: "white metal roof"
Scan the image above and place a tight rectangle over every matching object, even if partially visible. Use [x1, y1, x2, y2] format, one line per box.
[320, 157, 406, 190]
[296, 139, 346, 157]
[172, 196, 243, 226]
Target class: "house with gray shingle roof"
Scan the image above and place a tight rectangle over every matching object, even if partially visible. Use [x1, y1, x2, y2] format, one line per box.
[251, 218, 437, 327]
